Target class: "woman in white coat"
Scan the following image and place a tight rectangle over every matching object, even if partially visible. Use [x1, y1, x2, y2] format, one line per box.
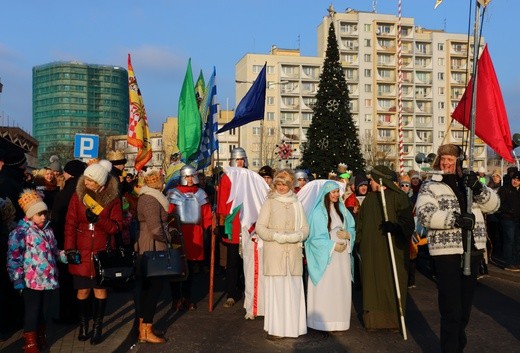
[255, 169, 309, 338]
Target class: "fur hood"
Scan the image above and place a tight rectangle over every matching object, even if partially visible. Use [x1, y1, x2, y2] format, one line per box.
[75, 174, 119, 208]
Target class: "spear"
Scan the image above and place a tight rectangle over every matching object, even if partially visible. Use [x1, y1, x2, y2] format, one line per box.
[379, 178, 407, 340]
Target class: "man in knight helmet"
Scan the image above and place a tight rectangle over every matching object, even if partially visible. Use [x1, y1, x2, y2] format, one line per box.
[293, 169, 309, 193]
[167, 165, 212, 310]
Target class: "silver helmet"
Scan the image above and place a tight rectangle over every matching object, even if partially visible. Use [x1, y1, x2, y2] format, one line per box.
[230, 147, 248, 167]
[294, 169, 308, 186]
[179, 165, 199, 185]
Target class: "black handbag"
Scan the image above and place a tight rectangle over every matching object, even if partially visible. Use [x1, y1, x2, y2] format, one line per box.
[141, 215, 188, 282]
[93, 234, 135, 286]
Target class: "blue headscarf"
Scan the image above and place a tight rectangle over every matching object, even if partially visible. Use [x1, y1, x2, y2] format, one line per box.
[304, 181, 356, 286]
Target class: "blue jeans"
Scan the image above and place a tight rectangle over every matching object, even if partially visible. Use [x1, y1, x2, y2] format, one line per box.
[500, 219, 520, 266]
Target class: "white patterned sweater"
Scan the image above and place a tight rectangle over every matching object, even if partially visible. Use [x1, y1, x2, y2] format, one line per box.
[415, 177, 500, 256]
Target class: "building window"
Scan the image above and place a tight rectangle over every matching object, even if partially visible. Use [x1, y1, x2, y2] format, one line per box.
[364, 24, 371, 32]
[266, 112, 275, 121]
[364, 38, 371, 47]
[229, 128, 237, 136]
[364, 99, 372, 108]
[438, 58, 444, 66]
[365, 114, 372, 122]
[267, 66, 275, 74]
[438, 72, 444, 80]
[438, 116, 445, 124]
[252, 127, 261, 135]
[364, 54, 371, 62]
[438, 87, 445, 95]
[266, 128, 275, 136]
[438, 131, 445, 139]
[302, 112, 312, 121]
[364, 69, 371, 77]
[266, 97, 275, 105]
[438, 43, 444, 51]
[253, 65, 263, 73]
[438, 102, 445, 109]
[365, 84, 372, 93]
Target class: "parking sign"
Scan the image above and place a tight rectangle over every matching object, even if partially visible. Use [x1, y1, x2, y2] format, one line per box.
[74, 134, 99, 159]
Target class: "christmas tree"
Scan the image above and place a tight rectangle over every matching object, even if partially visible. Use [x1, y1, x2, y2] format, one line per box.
[300, 21, 365, 178]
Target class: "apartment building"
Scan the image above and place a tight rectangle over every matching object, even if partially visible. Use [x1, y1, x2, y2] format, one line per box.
[236, 9, 486, 172]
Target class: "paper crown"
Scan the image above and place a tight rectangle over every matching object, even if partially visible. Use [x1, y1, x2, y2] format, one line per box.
[18, 189, 47, 218]
[337, 163, 348, 173]
[144, 168, 164, 188]
[107, 150, 127, 164]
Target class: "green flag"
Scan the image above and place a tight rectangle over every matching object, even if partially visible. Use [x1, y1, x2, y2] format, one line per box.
[178, 58, 201, 163]
[194, 69, 206, 109]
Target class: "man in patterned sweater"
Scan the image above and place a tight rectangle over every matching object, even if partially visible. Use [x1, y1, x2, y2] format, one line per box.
[416, 144, 499, 353]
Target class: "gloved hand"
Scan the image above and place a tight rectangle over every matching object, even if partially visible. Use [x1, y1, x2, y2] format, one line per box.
[286, 231, 303, 243]
[273, 232, 287, 244]
[454, 212, 476, 231]
[334, 242, 347, 253]
[85, 209, 99, 223]
[336, 230, 350, 240]
[464, 171, 483, 195]
[65, 250, 81, 264]
[380, 221, 401, 235]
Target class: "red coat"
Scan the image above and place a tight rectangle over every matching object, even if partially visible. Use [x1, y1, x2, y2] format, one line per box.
[216, 174, 241, 245]
[169, 185, 212, 260]
[64, 177, 123, 279]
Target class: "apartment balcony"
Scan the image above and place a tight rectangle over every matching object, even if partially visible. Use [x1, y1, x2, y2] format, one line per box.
[341, 43, 360, 52]
[345, 74, 359, 82]
[280, 119, 300, 126]
[280, 69, 300, 80]
[415, 131, 433, 143]
[415, 117, 433, 128]
[301, 70, 320, 81]
[450, 64, 468, 71]
[280, 102, 300, 110]
[281, 87, 300, 95]
[450, 44, 468, 55]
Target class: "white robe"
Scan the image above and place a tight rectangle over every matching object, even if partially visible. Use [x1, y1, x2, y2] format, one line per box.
[306, 208, 352, 331]
[263, 259, 307, 337]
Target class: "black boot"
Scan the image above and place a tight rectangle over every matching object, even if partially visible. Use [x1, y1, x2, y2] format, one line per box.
[77, 299, 90, 341]
[90, 298, 106, 345]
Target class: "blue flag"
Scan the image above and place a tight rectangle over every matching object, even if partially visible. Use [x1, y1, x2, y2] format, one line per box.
[192, 67, 219, 170]
[217, 63, 266, 134]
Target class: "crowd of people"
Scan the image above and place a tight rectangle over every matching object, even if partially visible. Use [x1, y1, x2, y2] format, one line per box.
[0, 143, 517, 353]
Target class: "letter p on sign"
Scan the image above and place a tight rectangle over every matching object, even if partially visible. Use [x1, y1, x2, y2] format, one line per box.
[74, 134, 99, 159]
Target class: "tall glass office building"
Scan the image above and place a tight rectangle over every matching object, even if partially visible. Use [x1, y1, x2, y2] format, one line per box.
[33, 61, 129, 166]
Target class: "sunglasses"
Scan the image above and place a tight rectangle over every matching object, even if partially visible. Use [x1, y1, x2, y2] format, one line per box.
[400, 183, 410, 187]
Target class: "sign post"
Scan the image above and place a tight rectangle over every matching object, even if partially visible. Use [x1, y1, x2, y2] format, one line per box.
[74, 134, 99, 159]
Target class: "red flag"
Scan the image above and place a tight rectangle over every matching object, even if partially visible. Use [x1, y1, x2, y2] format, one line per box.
[452, 45, 513, 163]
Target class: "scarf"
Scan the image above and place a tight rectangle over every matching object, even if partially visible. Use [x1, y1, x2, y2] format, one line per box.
[139, 185, 169, 211]
[272, 190, 305, 232]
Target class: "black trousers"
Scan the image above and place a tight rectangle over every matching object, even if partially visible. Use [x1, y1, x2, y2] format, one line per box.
[433, 253, 481, 353]
[225, 243, 243, 301]
[23, 289, 54, 332]
[140, 277, 164, 323]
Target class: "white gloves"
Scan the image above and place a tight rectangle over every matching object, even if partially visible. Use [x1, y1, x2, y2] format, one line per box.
[286, 231, 303, 243]
[334, 242, 347, 253]
[336, 230, 350, 240]
[273, 231, 303, 244]
[273, 232, 287, 244]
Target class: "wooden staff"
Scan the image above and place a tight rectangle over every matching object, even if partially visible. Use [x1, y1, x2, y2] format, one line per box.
[379, 178, 407, 340]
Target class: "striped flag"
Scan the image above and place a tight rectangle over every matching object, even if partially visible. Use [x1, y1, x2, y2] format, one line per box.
[127, 54, 152, 171]
[192, 67, 218, 170]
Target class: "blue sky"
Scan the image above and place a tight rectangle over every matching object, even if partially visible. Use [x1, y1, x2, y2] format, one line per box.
[0, 0, 518, 135]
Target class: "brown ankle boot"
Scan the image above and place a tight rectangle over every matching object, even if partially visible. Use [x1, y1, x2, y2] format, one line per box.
[138, 318, 164, 337]
[37, 325, 48, 351]
[23, 332, 40, 353]
[138, 323, 166, 344]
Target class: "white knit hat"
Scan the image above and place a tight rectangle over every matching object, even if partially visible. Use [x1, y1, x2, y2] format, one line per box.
[84, 164, 108, 186]
[98, 159, 113, 172]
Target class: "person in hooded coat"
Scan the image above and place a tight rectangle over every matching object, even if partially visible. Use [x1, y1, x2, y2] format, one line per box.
[305, 180, 356, 332]
[356, 165, 414, 331]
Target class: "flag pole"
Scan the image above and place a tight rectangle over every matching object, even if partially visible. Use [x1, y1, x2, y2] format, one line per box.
[463, 1, 483, 276]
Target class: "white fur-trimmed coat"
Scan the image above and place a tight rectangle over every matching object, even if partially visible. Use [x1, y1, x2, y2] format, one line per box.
[416, 177, 499, 256]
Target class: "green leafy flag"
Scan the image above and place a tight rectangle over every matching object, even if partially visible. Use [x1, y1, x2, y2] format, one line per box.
[178, 58, 202, 163]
